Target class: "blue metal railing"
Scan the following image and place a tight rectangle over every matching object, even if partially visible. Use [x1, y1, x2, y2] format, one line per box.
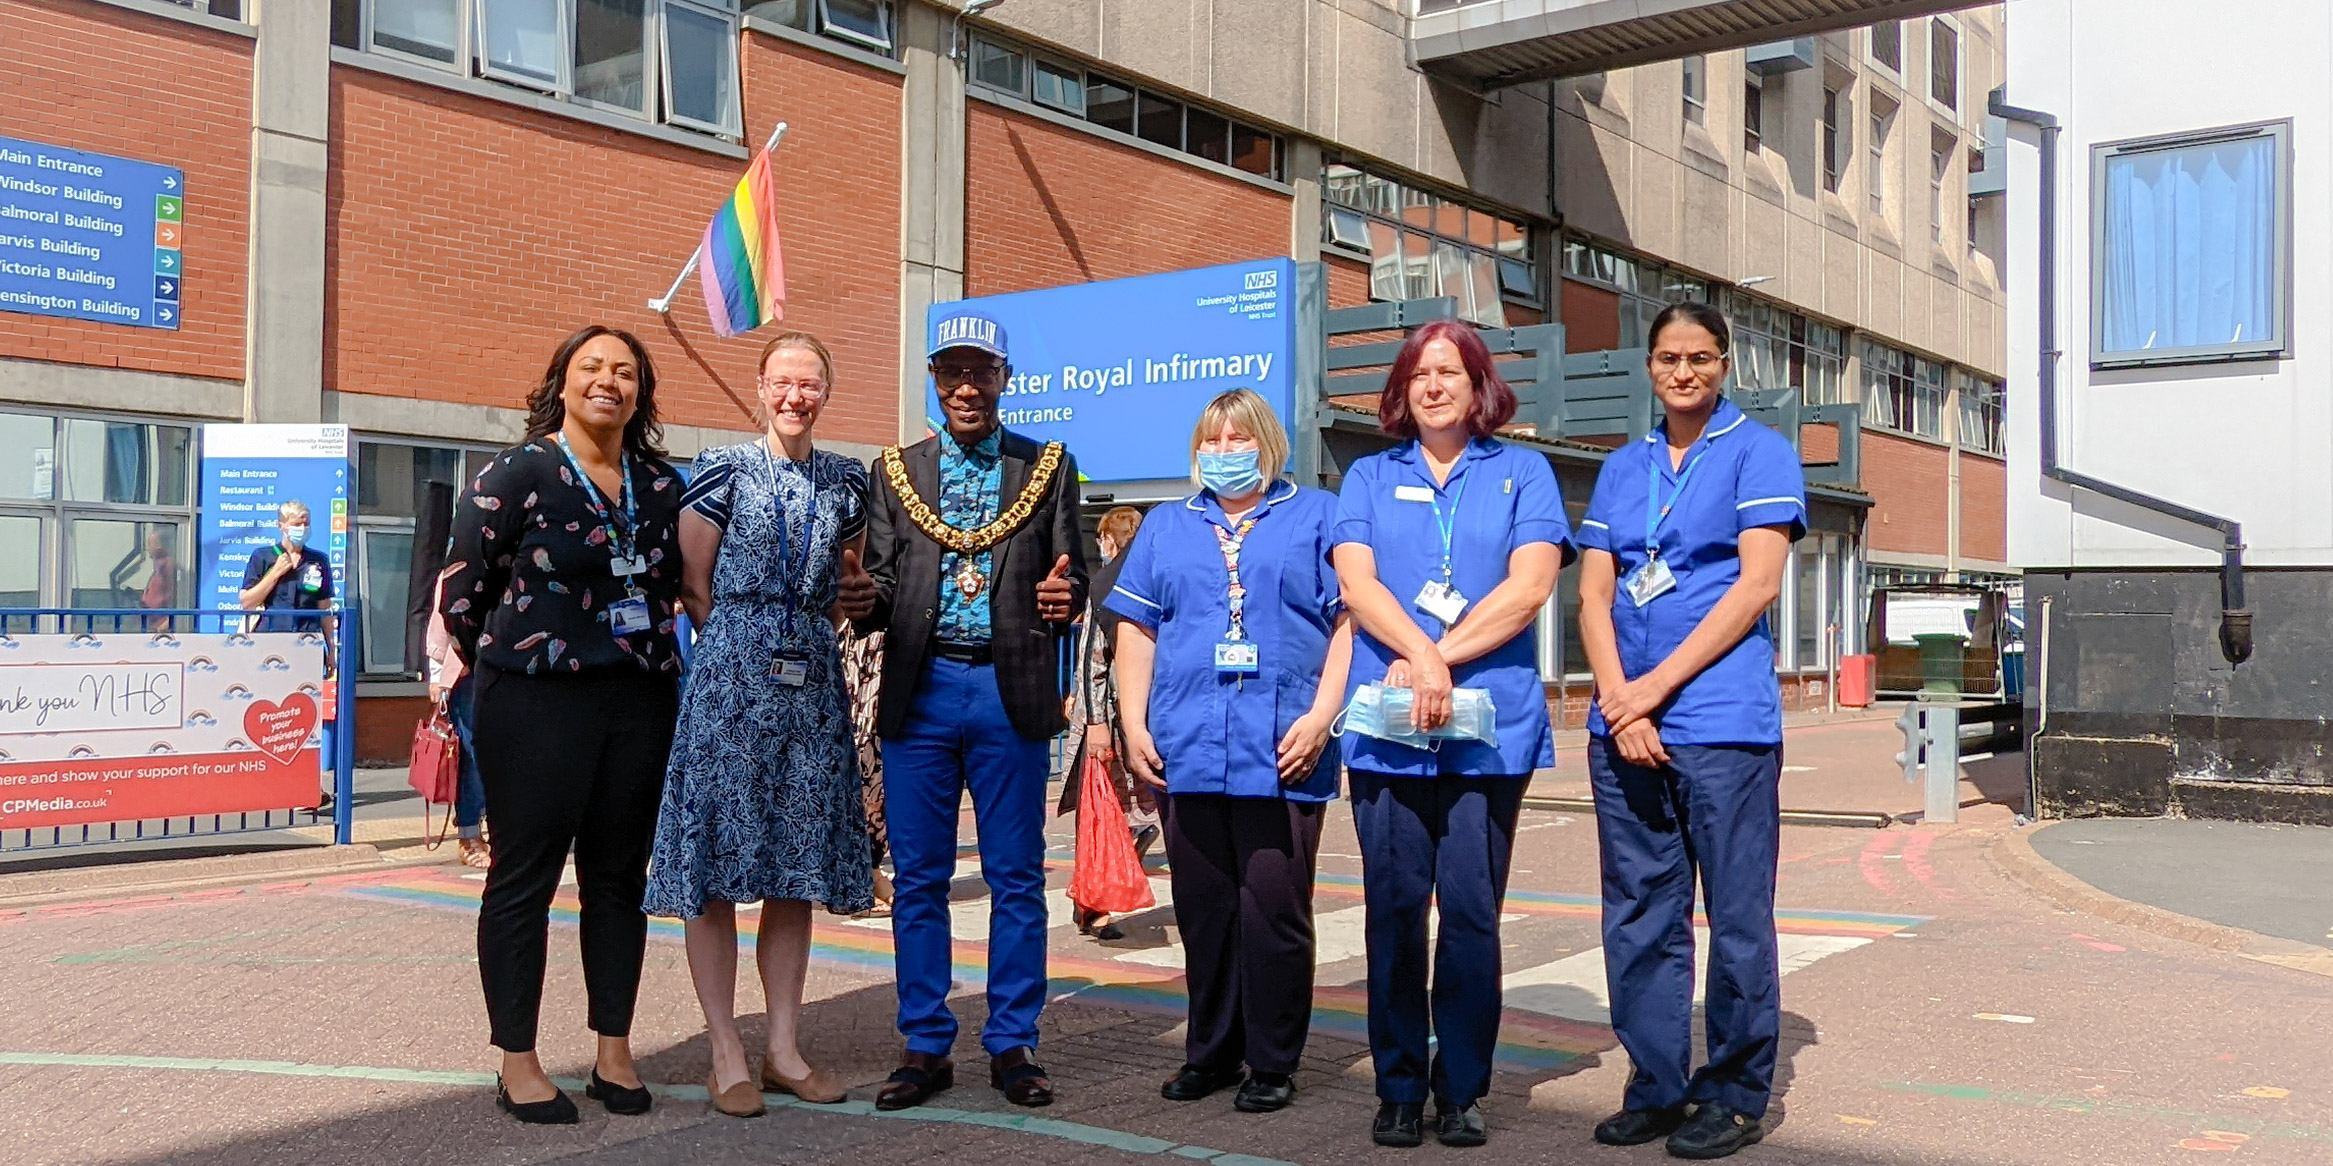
[0, 606, 359, 854]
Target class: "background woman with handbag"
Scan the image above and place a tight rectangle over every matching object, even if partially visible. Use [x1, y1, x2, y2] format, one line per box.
[1328, 320, 1572, 1149]
[1059, 503, 1156, 941]
[443, 325, 683, 1125]
[1106, 389, 1352, 1116]
[642, 330, 873, 1118]
[425, 566, 491, 868]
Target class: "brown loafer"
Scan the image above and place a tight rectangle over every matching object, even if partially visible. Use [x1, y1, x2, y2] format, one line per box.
[990, 1047, 1053, 1107]
[761, 1059, 848, 1104]
[707, 1070, 765, 1118]
[875, 1052, 953, 1111]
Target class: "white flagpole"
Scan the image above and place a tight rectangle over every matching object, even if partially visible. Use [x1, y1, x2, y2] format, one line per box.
[649, 120, 790, 314]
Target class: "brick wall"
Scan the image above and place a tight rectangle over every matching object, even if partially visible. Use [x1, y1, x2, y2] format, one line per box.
[1961, 451, 2006, 563]
[1861, 430, 1952, 556]
[1326, 253, 1370, 309]
[325, 31, 902, 448]
[965, 105, 1290, 296]
[0, 0, 249, 382]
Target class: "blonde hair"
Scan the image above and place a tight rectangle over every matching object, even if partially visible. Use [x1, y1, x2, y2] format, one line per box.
[757, 330, 834, 385]
[1187, 389, 1290, 490]
[1097, 506, 1143, 554]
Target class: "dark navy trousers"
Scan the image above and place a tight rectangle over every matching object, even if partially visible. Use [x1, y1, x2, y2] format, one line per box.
[882, 658, 1052, 1057]
[1587, 738, 1783, 1118]
[1349, 771, 1526, 1107]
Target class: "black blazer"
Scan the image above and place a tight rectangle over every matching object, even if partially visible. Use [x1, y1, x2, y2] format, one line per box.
[859, 429, 1088, 740]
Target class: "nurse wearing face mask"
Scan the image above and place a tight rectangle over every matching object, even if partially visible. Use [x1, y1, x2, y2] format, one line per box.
[1329, 321, 1572, 1150]
[1107, 389, 1352, 1116]
[239, 499, 338, 639]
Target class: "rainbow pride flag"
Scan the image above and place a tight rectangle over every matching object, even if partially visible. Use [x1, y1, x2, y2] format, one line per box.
[695, 146, 785, 337]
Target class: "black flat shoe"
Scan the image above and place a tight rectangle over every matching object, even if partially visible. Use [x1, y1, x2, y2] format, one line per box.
[1372, 1100, 1425, 1147]
[1436, 1101, 1487, 1147]
[1233, 1072, 1294, 1113]
[1594, 1105, 1687, 1146]
[585, 1069, 653, 1116]
[1161, 1064, 1244, 1101]
[495, 1077, 579, 1125]
[1665, 1104, 1765, 1160]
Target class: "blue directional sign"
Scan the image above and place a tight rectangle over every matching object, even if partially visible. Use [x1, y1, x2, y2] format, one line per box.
[199, 425, 352, 618]
[0, 135, 183, 330]
[924, 259, 1298, 484]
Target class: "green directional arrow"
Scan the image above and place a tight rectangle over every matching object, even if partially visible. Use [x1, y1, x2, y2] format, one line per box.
[155, 195, 183, 221]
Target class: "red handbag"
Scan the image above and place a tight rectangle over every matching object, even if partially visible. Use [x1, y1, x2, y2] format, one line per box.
[1068, 753, 1155, 916]
[407, 699, 461, 849]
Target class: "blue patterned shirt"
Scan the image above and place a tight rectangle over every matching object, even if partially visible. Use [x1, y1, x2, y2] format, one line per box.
[936, 429, 1003, 644]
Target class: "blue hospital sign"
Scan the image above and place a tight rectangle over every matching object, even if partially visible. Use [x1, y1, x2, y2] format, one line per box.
[926, 258, 1299, 484]
[0, 135, 184, 330]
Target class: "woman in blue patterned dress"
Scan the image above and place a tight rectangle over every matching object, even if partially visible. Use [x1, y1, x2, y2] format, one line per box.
[644, 330, 873, 1118]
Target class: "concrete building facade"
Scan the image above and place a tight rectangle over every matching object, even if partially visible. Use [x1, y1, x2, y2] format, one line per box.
[4, 0, 2007, 760]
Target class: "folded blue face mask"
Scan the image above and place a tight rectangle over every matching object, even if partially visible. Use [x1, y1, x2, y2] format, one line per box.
[1333, 682, 1499, 749]
[1197, 449, 1265, 496]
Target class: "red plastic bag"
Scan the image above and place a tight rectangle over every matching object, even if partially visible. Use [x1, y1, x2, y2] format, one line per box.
[1068, 754, 1155, 916]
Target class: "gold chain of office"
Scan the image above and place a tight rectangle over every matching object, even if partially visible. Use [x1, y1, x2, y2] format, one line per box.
[879, 441, 1065, 555]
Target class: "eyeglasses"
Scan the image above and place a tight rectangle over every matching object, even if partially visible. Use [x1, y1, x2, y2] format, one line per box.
[1651, 352, 1726, 372]
[931, 362, 1005, 386]
[757, 375, 829, 398]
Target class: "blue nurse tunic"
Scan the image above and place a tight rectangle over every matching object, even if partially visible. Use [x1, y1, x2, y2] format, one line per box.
[1103, 481, 1344, 801]
[1329, 437, 1574, 777]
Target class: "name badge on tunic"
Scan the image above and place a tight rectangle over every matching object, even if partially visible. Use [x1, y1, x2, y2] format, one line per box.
[300, 564, 324, 593]
[1394, 485, 1435, 503]
[768, 654, 809, 687]
[1624, 556, 1678, 607]
[1214, 639, 1259, 676]
[608, 595, 652, 634]
[610, 553, 646, 577]
[1414, 580, 1469, 626]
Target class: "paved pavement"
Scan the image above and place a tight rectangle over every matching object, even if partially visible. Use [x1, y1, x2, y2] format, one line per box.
[2031, 818, 2333, 949]
[3, 717, 2331, 1165]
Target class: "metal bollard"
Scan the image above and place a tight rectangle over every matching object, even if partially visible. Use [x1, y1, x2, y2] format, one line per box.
[1895, 703, 1962, 824]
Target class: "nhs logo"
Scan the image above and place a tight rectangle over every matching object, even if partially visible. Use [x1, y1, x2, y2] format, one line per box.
[1244, 269, 1278, 291]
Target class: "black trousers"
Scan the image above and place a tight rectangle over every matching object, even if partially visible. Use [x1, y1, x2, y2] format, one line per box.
[472, 665, 678, 1053]
[1164, 794, 1325, 1076]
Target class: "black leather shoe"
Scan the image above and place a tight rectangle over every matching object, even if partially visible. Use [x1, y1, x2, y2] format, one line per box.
[990, 1047, 1054, 1107]
[875, 1052, 953, 1111]
[495, 1077, 579, 1125]
[1160, 1064, 1245, 1101]
[1665, 1104, 1765, 1160]
[1372, 1100, 1425, 1147]
[584, 1069, 652, 1116]
[1594, 1105, 1687, 1146]
[1233, 1072, 1295, 1113]
[1436, 1101, 1487, 1146]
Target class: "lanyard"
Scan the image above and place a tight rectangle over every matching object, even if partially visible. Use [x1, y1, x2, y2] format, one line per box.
[1428, 470, 1470, 582]
[1643, 443, 1711, 558]
[1211, 512, 1261, 641]
[757, 442, 814, 627]
[556, 434, 637, 559]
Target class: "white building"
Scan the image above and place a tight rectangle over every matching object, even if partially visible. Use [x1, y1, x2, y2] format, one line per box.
[2003, 0, 2332, 822]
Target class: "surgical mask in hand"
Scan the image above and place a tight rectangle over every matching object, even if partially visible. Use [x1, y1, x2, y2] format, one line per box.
[1332, 681, 1499, 749]
[1197, 450, 1266, 496]
[283, 525, 309, 546]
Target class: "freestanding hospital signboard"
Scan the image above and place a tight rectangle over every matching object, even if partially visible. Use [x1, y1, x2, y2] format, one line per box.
[198, 425, 352, 618]
[924, 258, 1299, 484]
[0, 135, 184, 329]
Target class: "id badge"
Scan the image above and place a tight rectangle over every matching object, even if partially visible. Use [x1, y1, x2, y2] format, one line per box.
[768, 654, 809, 687]
[1214, 639, 1260, 676]
[1414, 580, 1469, 626]
[1625, 556, 1678, 607]
[301, 564, 324, 592]
[609, 595, 652, 634]
[610, 553, 646, 577]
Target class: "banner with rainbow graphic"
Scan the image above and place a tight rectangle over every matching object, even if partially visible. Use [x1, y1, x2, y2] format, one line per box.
[696, 145, 785, 338]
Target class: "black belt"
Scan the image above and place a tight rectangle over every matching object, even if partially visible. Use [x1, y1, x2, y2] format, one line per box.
[931, 640, 993, 664]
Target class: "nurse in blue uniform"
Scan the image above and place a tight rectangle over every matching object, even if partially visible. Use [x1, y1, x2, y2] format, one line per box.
[1575, 301, 1805, 1161]
[1330, 320, 1572, 1150]
[1108, 389, 1352, 1116]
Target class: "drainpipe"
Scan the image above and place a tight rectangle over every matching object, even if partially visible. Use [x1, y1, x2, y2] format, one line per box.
[1988, 86, 2253, 664]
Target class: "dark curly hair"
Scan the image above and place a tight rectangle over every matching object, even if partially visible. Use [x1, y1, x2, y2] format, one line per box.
[523, 325, 666, 460]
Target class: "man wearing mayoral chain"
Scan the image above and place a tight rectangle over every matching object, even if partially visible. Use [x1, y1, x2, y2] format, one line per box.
[838, 309, 1088, 1111]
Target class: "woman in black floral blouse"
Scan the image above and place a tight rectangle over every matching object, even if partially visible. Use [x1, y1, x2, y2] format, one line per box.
[441, 324, 683, 1125]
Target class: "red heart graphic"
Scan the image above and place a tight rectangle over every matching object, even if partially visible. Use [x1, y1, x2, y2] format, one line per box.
[244, 694, 320, 767]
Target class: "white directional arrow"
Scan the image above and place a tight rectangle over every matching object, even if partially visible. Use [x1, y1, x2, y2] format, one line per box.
[164, 176, 179, 191]
[157, 305, 175, 323]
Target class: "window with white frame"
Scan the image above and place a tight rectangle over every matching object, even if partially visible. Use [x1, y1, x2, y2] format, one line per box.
[1780, 533, 1855, 670]
[354, 439, 497, 675]
[331, 0, 753, 137]
[1821, 85, 1844, 192]
[1928, 16, 1958, 112]
[1327, 162, 1539, 326]
[1956, 372, 2005, 455]
[1725, 291, 1847, 406]
[1869, 19, 1901, 74]
[966, 33, 1283, 180]
[1743, 73, 1764, 155]
[1930, 128, 1954, 246]
[2092, 120, 2291, 367]
[0, 409, 197, 620]
[1562, 237, 1713, 349]
[1682, 54, 1707, 125]
[1859, 340, 1947, 439]
[1868, 94, 1896, 222]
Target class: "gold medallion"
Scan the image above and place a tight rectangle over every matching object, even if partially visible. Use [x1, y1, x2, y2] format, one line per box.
[880, 442, 1065, 555]
[954, 559, 986, 600]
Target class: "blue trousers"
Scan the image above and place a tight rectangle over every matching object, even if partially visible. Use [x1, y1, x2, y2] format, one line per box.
[1349, 771, 1525, 1107]
[881, 658, 1051, 1057]
[1587, 739, 1782, 1118]
[449, 673, 486, 838]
